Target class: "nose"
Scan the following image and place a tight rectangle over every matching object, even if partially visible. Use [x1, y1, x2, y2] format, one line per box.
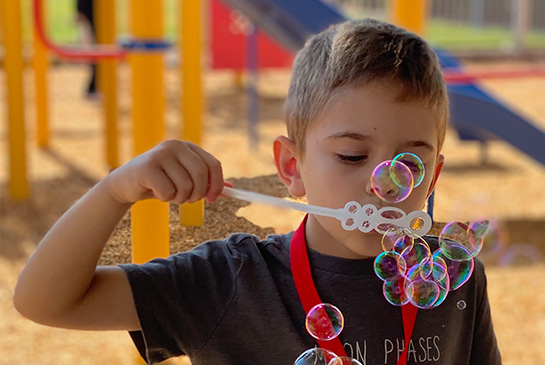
[367, 176, 400, 199]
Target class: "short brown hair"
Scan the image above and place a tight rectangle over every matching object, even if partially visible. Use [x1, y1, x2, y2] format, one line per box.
[285, 18, 448, 154]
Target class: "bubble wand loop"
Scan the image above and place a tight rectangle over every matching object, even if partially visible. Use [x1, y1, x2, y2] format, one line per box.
[222, 187, 432, 236]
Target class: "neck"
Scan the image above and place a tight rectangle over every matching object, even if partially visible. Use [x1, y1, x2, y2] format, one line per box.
[304, 214, 384, 259]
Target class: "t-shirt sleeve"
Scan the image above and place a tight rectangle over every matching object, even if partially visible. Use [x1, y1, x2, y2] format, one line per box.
[470, 261, 502, 364]
[119, 235, 248, 364]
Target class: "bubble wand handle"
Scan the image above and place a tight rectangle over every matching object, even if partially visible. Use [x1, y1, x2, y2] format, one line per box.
[222, 187, 345, 220]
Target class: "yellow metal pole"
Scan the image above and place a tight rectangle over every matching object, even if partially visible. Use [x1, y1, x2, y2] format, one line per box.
[179, 0, 205, 226]
[1, 0, 29, 200]
[96, 0, 119, 169]
[390, 0, 428, 36]
[33, 3, 49, 148]
[130, 0, 170, 264]
[234, 70, 244, 89]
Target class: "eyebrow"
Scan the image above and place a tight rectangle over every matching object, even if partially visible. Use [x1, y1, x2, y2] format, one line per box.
[402, 140, 435, 152]
[326, 132, 371, 141]
[327, 132, 435, 152]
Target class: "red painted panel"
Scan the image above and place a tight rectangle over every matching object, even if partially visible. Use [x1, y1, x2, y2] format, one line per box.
[210, 0, 294, 69]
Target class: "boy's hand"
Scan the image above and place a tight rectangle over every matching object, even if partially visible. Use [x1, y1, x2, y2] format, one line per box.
[106, 140, 224, 205]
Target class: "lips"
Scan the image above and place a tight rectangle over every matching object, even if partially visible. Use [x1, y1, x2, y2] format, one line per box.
[380, 209, 404, 220]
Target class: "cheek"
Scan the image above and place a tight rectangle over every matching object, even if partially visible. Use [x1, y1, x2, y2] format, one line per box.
[403, 170, 435, 209]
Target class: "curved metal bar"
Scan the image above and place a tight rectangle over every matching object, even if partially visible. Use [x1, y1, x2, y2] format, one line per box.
[33, 0, 127, 61]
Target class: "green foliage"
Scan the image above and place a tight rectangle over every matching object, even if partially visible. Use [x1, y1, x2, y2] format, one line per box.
[426, 20, 545, 50]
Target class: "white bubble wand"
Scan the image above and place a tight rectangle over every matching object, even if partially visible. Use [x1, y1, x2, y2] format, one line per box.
[222, 186, 432, 237]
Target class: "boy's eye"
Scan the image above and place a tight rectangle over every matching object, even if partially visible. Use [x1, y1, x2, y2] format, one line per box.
[400, 160, 420, 172]
[337, 154, 368, 163]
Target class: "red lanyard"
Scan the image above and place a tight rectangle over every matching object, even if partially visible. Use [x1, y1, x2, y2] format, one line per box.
[290, 215, 418, 364]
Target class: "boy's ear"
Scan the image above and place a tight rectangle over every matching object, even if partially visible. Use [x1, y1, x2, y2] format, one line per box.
[273, 136, 306, 197]
[426, 154, 445, 199]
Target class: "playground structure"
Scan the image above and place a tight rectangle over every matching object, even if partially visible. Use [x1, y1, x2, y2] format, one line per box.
[215, 0, 545, 167]
[3, 0, 545, 250]
[3, 1, 204, 363]
[3, 0, 545, 263]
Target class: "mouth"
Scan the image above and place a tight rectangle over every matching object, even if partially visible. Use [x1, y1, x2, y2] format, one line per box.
[375, 208, 406, 234]
[379, 209, 404, 220]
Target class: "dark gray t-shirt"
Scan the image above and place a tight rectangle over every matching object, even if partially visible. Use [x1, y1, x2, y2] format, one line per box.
[120, 232, 501, 365]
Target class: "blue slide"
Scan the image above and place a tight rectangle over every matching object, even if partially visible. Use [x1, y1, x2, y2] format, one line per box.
[219, 0, 545, 166]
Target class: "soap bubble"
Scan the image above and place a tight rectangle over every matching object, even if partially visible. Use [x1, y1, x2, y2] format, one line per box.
[306, 303, 344, 341]
[399, 236, 432, 270]
[478, 220, 504, 259]
[381, 227, 407, 251]
[423, 256, 450, 307]
[294, 348, 337, 365]
[328, 356, 364, 365]
[383, 276, 413, 306]
[393, 234, 415, 253]
[433, 249, 474, 291]
[439, 221, 484, 261]
[469, 220, 489, 241]
[406, 266, 440, 309]
[393, 152, 425, 187]
[371, 160, 414, 203]
[374, 251, 407, 281]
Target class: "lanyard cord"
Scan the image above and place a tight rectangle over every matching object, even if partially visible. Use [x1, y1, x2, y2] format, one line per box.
[290, 215, 418, 364]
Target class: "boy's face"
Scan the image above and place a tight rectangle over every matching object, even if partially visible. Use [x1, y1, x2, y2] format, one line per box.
[276, 82, 444, 259]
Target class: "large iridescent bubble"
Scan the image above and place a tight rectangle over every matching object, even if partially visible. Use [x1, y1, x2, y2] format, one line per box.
[374, 251, 407, 281]
[432, 249, 474, 291]
[294, 348, 337, 365]
[305, 303, 344, 341]
[392, 152, 425, 187]
[371, 160, 414, 203]
[405, 265, 440, 309]
[382, 275, 413, 306]
[439, 220, 488, 261]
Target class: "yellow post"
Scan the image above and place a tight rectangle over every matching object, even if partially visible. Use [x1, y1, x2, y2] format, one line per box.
[96, 0, 119, 168]
[390, 0, 428, 36]
[130, 0, 170, 264]
[234, 70, 244, 89]
[33, 2, 49, 148]
[179, 0, 205, 226]
[1, 0, 29, 200]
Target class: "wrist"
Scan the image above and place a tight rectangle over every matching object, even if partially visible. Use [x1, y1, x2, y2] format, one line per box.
[98, 174, 136, 208]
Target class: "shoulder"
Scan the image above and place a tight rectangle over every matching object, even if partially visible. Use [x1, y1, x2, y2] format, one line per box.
[188, 232, 291, 260]
[120, 232, 292, 281]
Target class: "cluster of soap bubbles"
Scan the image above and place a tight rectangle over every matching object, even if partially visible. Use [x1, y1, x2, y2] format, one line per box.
[370, 152, 489, 308]
[375, 222, 487, 308]
[294, 154, 491, 363]
[295, 303, 362, 365]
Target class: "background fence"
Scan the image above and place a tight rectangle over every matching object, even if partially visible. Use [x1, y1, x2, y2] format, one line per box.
[331, 0, 545, 54]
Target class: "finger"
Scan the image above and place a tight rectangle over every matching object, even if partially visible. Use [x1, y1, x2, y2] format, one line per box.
[187, 143, 225, 202]
[176, 147, 211, 203]
[141, 167, 176, 202]
[160, 156, 194, 204]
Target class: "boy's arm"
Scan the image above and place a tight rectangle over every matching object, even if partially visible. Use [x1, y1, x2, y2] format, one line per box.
[13, 140, 224, 331]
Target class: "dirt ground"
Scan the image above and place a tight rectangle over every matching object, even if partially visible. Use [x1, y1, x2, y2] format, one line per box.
[1, 59, 545, 364]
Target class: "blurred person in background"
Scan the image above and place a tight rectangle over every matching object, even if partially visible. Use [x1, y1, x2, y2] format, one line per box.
[76, 0, 97, 98]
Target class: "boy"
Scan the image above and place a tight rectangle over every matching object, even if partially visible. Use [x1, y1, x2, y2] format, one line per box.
[14, 19, 501, 364]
